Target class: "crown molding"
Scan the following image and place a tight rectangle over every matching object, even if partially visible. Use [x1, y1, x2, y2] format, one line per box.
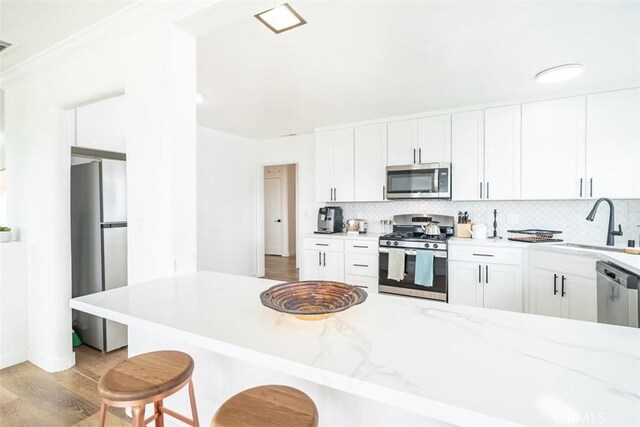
[0, 0, 220, 89]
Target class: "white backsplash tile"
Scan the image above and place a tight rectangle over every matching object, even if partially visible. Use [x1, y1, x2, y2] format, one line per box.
[337, 199, 640, 246]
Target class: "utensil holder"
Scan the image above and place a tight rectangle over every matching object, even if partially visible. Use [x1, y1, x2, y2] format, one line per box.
[456, 223, 472, 238]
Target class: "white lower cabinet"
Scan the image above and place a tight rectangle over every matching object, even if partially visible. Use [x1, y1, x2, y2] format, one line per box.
[529, 250, 597, 322]
[302, 237, 378, 286]
[448, 260, 522, 312]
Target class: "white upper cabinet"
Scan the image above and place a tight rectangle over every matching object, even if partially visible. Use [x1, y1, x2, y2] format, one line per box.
[521, 96, 586, 200]
[484, 105, 521, 200]
[76, 96, 126, 153]
[354, 123, 387, 201]
[451, 110, 484, 201]
[314, 128, 354, 202]
[417, 115, 451, 163]
[314, 131, 334, 202]
[586, 88, 640, 199]
[387, 119, 418, 166]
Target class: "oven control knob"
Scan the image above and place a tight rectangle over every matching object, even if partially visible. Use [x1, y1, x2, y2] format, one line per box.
[393, 241, 399, 246]
[386, 241, 391, 246]
[424, 243, 430, 248]
[433, 244, 439, 249]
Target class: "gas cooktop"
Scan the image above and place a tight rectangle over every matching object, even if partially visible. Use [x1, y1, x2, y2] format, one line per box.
[381, 232, 447, 241]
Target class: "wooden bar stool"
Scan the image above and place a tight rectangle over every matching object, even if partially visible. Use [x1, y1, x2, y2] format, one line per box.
[211, 385, 318, 427]
[98, 350, 200, 427]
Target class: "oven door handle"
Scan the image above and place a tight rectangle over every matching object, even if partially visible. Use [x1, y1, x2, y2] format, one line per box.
[378, 248, 447, 258]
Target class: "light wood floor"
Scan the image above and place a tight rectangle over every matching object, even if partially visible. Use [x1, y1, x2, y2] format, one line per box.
[0, 345, 129, 426]
[263, 255, 298, 282]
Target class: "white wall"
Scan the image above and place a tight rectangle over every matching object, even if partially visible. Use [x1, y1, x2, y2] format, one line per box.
[4, 23, 197, 372]
[197, 126, 256, 276]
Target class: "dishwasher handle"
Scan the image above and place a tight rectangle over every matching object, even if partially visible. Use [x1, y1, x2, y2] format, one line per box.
[596, 261, 639, 290]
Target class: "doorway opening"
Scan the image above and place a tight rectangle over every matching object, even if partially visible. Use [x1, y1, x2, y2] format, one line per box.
[263, 164, 298, 282]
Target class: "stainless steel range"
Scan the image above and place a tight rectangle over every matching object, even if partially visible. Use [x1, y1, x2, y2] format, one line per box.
[378, 214, 455, 301]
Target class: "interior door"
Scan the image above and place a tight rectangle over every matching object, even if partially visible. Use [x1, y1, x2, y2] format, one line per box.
[451, 110, 484, 201]
[264, 177, 283, 256]
[521, 96, 586, 200]
[354, 123, 387, 201]
[586, 88, 640, 199]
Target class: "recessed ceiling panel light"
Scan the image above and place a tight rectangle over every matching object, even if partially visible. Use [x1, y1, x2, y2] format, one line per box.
[255, 3, 307, 34]
[535, 64, 584, 84]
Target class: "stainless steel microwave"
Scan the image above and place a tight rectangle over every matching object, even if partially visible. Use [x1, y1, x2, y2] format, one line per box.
[385, 163, 451, 199]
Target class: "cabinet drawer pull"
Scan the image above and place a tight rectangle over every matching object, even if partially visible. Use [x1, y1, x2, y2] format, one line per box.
[478, 265, 482, 283]
[413, 148, 416, 164]
[323, 252, 326, 267]
[315, 243, 329, 246]
[580, 178, 583, 197]
[479, 182, 483, 199]
[353, 245, 369, 248]
[318, 252, 321, 266]
[485, 265, 489, 284]
[353, 264, 369, 268]
[472, 253, 494, 257]
[553, 274, 558, 295]
[590, 178, 593, 197]
[561, 275, 566, 297]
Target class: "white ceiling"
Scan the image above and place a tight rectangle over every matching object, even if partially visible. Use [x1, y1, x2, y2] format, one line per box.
[195, 0, 640, 140]
[0, 0, 135, 72]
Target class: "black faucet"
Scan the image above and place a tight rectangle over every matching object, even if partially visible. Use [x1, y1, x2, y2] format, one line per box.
[586, 198, 623, 246]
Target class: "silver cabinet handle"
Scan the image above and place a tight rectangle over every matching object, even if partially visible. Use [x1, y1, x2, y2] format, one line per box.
[580, 178, 583, 197]
[413, 148, 416, 164]
[479, 182, 483, 199]
[334, 188, 337, 201]
[323, 252, 326, 266]
[315, 243, 329, 246]
[353, 245, 368, 248]
[486, 182, 490, 200]
[382, 185, 385, 200]
[353, 264, 369, 267]
[590, 178, 593, 197]
[472, 253, 494, 257]
[318, 252, 321, 266]
[485, 265, 489, 284]
[419, 148, 422, 164]
[478, 265, 482, 283]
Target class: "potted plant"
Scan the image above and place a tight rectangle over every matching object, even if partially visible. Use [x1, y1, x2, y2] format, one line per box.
[0, 226, 12, 243]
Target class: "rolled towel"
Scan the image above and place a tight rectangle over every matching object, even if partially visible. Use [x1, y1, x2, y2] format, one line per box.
[415, 250, 434, 287]
[387, 248, 406, 281]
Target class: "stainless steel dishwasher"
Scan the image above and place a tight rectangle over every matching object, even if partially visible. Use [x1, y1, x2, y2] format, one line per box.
[596, 261, 639, 327]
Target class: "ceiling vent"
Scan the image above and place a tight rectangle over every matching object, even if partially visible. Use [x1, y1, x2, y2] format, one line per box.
[0, 40, 13, 53]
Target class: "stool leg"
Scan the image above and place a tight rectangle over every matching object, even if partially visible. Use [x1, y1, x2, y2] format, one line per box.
[98, 402, 108, 427]
[154, 399, 164, 427]
[188, 380, 200, 427]
[132, 405, 145, 427]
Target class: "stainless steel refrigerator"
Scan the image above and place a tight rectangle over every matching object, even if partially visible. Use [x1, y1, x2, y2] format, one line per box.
[71, 159, 128, 352]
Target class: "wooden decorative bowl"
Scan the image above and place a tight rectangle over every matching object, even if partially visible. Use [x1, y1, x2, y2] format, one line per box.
[260, 281, 368, 320]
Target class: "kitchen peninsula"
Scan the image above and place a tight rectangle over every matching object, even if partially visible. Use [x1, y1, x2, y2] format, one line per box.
[70, 271, 640, 426]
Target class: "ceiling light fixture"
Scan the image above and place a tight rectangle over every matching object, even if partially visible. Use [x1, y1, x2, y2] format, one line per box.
[255, 3, 307, 34]
[535, 64, 584, 84]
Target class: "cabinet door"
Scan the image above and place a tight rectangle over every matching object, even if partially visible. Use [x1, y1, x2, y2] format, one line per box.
[521, 96, 586, 200]
[322, 251, 345, 282]
[302, 250, 322, 281]
[314, 131, 334, 202]
[387, 119, 418, 166]
[76, 96, 126, 153]
[451, 110, 484, 201]
[484, 264, 523, 312]
[586, 88, 640, 199]
[354, 124, 387, 201]
[417, 115, 451, 163]
[562, 274, 597, 322]
[530, 268, 562, 318]
[484, 105, 521, 200]
[332, 128, 355, 202]
[448, 261, 482, 307]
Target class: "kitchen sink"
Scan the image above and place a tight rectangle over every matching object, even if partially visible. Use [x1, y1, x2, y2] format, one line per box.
[555, 243, 626, 253]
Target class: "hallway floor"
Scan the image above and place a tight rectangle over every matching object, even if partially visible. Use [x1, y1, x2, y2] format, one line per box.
[263, 255, 298, 282]
[0, 345, 128, 426]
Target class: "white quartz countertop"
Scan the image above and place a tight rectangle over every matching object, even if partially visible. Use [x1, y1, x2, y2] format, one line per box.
[71, 271, 640, 426]
[304, 232, 383, 241]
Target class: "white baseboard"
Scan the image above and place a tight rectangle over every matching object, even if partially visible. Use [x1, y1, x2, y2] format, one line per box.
[29, 349, 76, 373]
